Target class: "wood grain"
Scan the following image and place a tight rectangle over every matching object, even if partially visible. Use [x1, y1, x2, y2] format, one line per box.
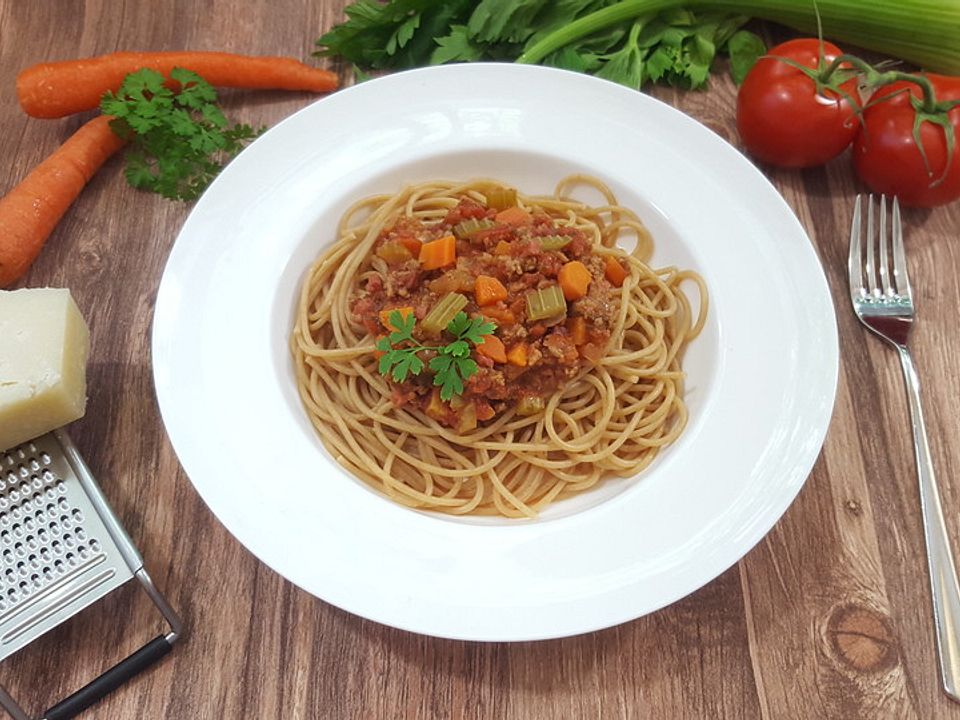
[1, 2, 960, 718]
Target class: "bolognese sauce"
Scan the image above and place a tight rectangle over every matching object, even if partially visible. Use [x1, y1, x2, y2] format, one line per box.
[349, 192, 629, 432]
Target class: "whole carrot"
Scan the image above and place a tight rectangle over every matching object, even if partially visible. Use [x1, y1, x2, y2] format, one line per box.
[18, 51, 340, 119]
[0, 116, 125, 287]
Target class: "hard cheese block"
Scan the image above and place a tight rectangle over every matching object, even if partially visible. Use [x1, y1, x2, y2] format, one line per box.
[0, 288, 90, 451]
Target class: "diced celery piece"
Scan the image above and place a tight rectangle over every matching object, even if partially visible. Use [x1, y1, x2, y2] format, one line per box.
[486, 187, 517, 211]
[456, 401, 478, 433]
[452, 218, 496, 240]
[525, 285, 566, 321]
[538, 235, 572, 251]
[425, 389, 446, 421]
[516, 395, 545, 416]
[375, 241, 413, 264]
[422, 292, 468, 334]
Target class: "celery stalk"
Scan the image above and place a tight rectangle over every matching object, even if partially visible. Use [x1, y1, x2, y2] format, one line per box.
[538, 235, 573, 251]
[517, 0, 960, 75]
[526, 285, 567, 321]
[422, 293, 468, 334]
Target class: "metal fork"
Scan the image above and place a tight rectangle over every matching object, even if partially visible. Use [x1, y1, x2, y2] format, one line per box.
[849, 194, 960, 702]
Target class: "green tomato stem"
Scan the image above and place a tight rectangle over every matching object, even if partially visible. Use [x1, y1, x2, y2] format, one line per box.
[823, 53, 940, 113]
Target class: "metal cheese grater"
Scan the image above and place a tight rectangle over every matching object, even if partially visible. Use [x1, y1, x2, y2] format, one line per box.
[0, 430, 181, 720]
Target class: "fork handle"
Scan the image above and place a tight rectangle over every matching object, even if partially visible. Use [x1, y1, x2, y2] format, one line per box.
[898, 345, 960, 702]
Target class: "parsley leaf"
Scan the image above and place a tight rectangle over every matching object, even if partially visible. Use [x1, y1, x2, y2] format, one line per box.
[374, 309, 496, 400]
[446, 339, 470, 358]
[387, 310, 417, 343]
[429, 354, 479, 401]
[101, 68, 263, 201]
[392, 351, 425, 382]
[447, 312, 496, 345]
[428, 354, 460, 400]
[454, 356, 478, 380]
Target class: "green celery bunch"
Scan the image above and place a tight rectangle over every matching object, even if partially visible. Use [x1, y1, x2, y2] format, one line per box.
[316, 0, 960, 90]
[316, 0, 766, 89]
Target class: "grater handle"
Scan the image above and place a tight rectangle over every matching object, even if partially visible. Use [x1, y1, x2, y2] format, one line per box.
[41, 635, 173, 720]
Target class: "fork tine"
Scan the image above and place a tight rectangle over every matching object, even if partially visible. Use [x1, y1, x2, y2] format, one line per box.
[866, 194, 879, 297]
[879, 195, 893, 296]
[848, 194, 864, 301]
[892, 196, 911, 299]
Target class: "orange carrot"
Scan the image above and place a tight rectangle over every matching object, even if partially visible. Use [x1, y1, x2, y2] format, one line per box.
[495, 206, 532, 226]
[493, 240, 512, 256]
[476, 402, 496, 421]
[604, 255, 629, 287]
[476, 334, 507, 364]
[396, 235, 422, 257]
[506, 342, 528, 367]
[558, 260, 592, 301]
[418, 235, 456, 271]
[0, 115, 125, 288]
[17, 51, 339, 119]
[567, 316, 587, 345]
[580, 342, 605, 364]
[379, 306, 414, 331]
[474, 275, 508, 306]
[481, 305, 516, 326]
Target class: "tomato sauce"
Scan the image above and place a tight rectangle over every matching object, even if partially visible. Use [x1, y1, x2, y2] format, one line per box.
[350, 197, 619, 429]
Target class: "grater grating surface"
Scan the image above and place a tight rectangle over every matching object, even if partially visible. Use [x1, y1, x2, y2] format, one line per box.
[0, 435, 133, 664]
[0, 431, 180, 720]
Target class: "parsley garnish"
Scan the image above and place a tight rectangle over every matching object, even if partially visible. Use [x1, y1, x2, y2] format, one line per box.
[376, 310, 496, 400]
[100, 67, 262, 201]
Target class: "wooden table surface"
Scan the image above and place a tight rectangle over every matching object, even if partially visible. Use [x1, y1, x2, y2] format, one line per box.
[2, 1, 960, 718]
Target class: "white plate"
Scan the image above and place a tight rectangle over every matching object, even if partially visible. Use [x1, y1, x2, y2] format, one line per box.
[152, 64, 838, 641]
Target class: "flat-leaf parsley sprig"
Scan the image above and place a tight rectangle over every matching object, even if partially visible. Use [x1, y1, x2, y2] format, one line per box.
[377, 310, 496, 401]
[100, 67, 262, 201]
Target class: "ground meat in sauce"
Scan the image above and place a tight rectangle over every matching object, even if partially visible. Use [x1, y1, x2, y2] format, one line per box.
[348, 194, 621, 428]
[385, 260, 421, 298]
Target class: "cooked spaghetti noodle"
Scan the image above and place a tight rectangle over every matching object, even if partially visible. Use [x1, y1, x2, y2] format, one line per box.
[292, 175, 707, 518]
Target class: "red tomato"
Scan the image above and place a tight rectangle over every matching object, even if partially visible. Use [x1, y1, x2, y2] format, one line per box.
[736, 39, 860, 168]
[853, 74, 960, 208]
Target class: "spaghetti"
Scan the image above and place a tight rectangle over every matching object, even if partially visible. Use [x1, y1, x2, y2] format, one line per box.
[291, 175, 707, 518]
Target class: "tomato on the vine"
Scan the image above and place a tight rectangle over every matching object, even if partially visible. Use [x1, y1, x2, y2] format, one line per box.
[853, 74, 960, 208]
[736, 39, 860, 168]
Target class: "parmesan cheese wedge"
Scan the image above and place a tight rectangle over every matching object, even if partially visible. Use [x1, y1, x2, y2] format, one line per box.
[0, 288, 90, 452]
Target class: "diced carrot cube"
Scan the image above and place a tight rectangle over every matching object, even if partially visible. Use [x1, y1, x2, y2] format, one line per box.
[495, 206, 532, 226]
[474, 274, 508, 306]
[481, 305, 516, 326]
[419, 235, 456, 270]
[476, 334, 507, 364]
[396, 235, 423, 257]
[506, 342, 528, 367]
[567, 316, 587, 345]
[558, 260, 592, 301]
[604, 255, 629, 287]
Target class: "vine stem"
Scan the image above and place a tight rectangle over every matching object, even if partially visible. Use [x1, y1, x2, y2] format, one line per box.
[822, 53, 940, 112]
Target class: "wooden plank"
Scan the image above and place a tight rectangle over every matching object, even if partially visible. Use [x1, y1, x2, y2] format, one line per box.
[1, 2, 959, 718]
